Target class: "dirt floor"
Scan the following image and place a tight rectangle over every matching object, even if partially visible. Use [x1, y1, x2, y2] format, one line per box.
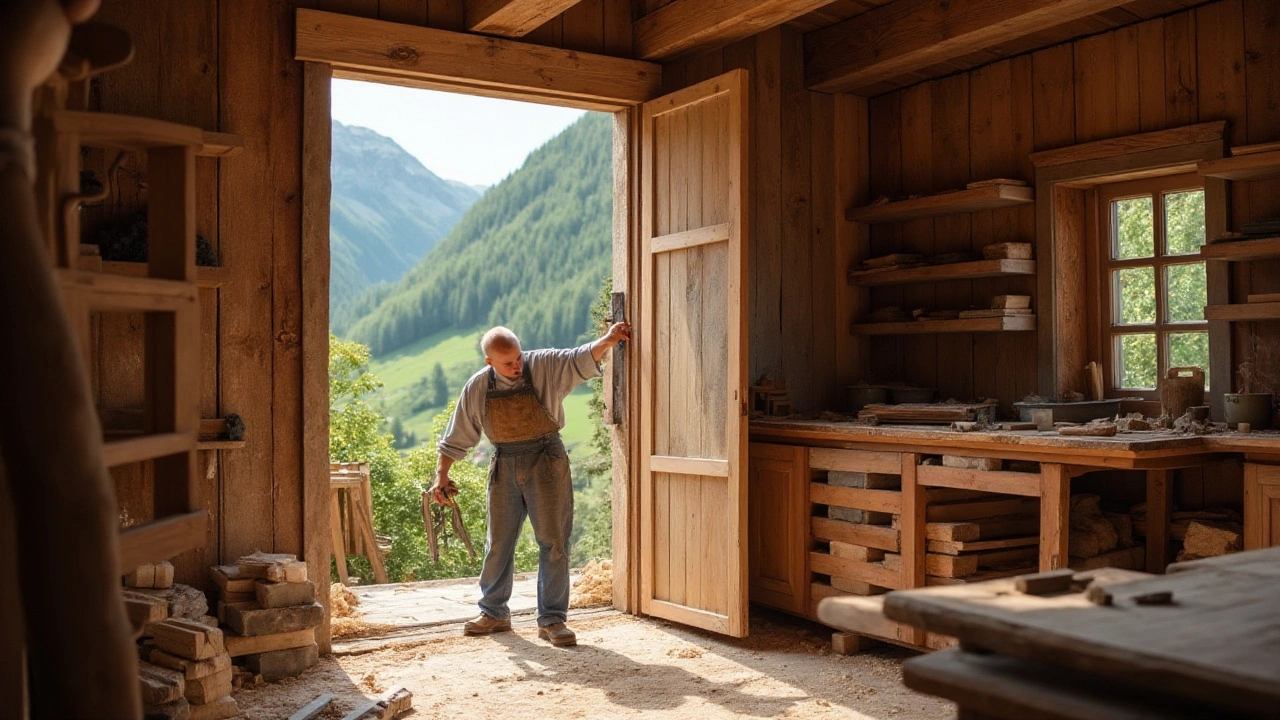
[235, 609, 953, 719]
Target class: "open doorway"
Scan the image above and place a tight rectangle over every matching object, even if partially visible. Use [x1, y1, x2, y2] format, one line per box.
[323, 78, 623, 636]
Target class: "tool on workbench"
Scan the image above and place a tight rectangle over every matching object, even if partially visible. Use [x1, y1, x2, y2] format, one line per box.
[422, 486, 478, 563]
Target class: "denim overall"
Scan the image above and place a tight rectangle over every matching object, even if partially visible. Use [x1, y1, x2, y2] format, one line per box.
[477, 364, 574, 627]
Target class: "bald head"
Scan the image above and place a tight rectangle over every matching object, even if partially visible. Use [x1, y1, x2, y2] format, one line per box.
[480, 326, 520, 357]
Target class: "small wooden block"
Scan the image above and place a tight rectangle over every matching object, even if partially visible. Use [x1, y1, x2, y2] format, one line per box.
[187, 695, 238, 720]
[141, 697, 189, 719]
[209, 564, 255, 594]
[941, 455, 1002, 471]
[225, 602, 324, 637]
[225, 627, 316, 657]
[282, 561, 308, 583]
[982, 242, 1032, 260]
[1014, 569, 1075, 596]
[237, 551, 298, 580]
[829, 541, 886, 563]
[992, 294, 1031, 309]
[1057, 423, 1117, 437]
[185, 668, 233, 705]
[150, 648, 232, 680]
[255, 579, 317, 608]
[376, 688, 413, 719]
[1132, 590, 1174, 605]
[828, 471, 901, 490]
[126, 564, 157, 588]
[153, 619, 225, 660]
[154, 561, 175, 589]
[124, 591, 170, 627]
[1085, 584, 1113, 606]
[138, 661, 186, 706]
[831, 632, 877, 655]
[243, 643, 319, 681]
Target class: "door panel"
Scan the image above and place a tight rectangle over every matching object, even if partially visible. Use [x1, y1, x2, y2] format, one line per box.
[639, 69, 749, 637]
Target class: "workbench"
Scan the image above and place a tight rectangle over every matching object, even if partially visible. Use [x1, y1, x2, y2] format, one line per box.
[747, 418, 1280, 648]
[868, 548, 1280, 719]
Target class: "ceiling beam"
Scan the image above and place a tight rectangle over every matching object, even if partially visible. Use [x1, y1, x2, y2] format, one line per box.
[805, 0, 1132, 94]
[465, 0, 586, 37]
[635, 0, 837, 60]
[295, 9, 661, 109]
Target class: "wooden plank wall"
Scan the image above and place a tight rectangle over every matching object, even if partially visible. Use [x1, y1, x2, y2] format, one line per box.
[863, 0, 1280, 420]
[663, 27, 849, 412]
[85, 0, 633, 591]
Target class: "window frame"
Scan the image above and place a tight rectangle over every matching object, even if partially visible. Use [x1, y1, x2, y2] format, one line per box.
[1093, 173, 1208, 399]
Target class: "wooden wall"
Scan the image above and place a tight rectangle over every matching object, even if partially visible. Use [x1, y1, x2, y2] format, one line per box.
[861, 0, 1280, 411]
[87, 0, 634, 591]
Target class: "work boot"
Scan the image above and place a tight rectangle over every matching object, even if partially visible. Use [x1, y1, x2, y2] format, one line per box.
[537, 622, 577, 647]
[463, 613, 511, 636]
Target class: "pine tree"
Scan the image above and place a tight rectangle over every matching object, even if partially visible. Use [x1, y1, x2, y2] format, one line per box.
[430, 362, 449, 406]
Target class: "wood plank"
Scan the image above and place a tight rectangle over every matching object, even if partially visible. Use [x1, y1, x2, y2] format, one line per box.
[810, 552, 901, 590]
[1199, 237, 1280, 262]
[849, 259, 1035, 287]
[464, 0, 585, 36]
[634, 0, 832, 60]
[808, 448, 902, 474]
[1029, 122, 1226, 167]
[650, 222, 731, 254]
[846, 184, 1033, 223]
[810, 482, 902, 514]
[224, 628, 316, 658]
[1197, 149, 1280, 181]
[295, 9, 662, 107]
[103, 433, 197, 467]
[812, 517, 900, 552]
[851, 316, 1036, 335]
[917, 465, 1042, 497]
[118, 511, 208, 570]
[805, 0, 1132, 94]
[56, 270, 198, 311]
[1040, 463, 1071, 570]
[928, 498, 1038, 523]
[1203, 302, 1280, 321]
[899, 454, 926, 645]
[928, 535, 1039, 555]
[52, 110, 204, 150]
[648, 455, 729, 477]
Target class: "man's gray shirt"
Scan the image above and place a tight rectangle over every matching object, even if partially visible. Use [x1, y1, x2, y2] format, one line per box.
[437, 343, 602, 461]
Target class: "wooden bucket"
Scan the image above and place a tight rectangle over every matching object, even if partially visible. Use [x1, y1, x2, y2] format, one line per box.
[1160, 366, 1205, 418]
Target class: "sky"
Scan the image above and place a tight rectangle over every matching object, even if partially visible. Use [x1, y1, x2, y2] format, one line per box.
[331, 79, 588, 187]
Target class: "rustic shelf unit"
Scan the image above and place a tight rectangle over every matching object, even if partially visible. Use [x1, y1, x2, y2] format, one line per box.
[849, 259, 1036, 287]
[846, 183, 1034, 224]
[851, 316, 1037, 335]
[1200, 237, 1280, 262]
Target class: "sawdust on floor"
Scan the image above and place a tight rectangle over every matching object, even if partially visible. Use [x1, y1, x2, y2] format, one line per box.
[234, 610, 952, 720]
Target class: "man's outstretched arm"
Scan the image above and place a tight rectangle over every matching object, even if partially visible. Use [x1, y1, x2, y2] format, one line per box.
[590, 321, 632, 363]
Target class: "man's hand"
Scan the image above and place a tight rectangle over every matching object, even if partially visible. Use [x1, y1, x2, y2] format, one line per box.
[591, 321, 632, 362]
[429, 472, 458, 507]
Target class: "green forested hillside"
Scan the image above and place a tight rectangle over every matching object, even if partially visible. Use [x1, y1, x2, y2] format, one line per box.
[330, 121, 483, 328]
[345, 113, 612, 355]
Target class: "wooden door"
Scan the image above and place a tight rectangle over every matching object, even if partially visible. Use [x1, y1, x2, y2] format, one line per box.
[639, 69, 749, 637]
[748, 443, 808, 615]
[1244, 463, 1280, 550]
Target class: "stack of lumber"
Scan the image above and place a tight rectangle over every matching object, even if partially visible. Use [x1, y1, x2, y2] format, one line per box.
[1131, 503, 1243, 563]
[817, 469, 901, 597]
[142, 618, 238, 719]
[124, 579, 208, 639]
[1068, 494, 1143, 570]
[125, 561, 175, 589]
[218, 552, 320, 681]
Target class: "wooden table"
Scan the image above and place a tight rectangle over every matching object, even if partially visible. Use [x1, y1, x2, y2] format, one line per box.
[876, 548, 1280, 719]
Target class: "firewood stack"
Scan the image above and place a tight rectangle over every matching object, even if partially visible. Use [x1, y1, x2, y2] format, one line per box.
[216, 551, 322, 682]
[142, 618, 238, 719]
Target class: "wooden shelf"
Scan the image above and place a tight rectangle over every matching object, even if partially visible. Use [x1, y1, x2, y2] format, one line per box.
[1198, 149, 1280, 181]
[199, 131, 245, 158]
[196, 439, 246, 450]
[847, 184, 1034, 224]
[79, 252, 229, 288]
[1200, 237, 1280, 262]
[1204, 302, 1280, 322]
[54, 110, 203, 150]
[851, 316, 1036, 335]
[57, 269, 197, 312]
[118, 510, 207, 569]
[103, 432, 196, 467]
[849, 259, 1036, 287]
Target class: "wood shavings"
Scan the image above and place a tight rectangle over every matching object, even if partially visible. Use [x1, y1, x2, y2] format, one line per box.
[569, 559, 613, 608]
[329, 583, 396, 640]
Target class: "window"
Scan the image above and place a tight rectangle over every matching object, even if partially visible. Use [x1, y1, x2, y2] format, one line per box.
[1097, 174, 1208, 394]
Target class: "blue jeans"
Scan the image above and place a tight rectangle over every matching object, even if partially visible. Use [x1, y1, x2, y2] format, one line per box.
[477, 434, 574, 627]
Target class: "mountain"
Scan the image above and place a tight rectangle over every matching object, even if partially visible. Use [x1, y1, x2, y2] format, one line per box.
[344, 112, 612, 357]
[330, 121, 483, 328]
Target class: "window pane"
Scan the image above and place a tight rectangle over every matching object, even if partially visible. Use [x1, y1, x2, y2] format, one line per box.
[1114, 267, 1156, 325]
[1165, 262, 1207, 322]
[1167, 332, 1210, 389]
[1117, 334, 1157, 389]
[1114, 197, 1154, 259]
[1164, 190, 1206, 255]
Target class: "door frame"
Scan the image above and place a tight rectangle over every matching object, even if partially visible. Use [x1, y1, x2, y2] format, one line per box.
[296, 11, 664, 643]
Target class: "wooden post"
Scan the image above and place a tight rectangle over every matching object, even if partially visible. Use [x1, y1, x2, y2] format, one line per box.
[1146, 469, 1172, 573]
[899, 452, 925, 645]
[1039, 464, 1071, 570]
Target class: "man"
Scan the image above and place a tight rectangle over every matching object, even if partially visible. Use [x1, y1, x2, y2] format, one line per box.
[430, 321, 631, 647]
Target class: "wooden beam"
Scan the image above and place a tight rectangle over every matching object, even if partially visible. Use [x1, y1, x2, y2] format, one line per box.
[465, 0, 585, 37]
[295, 9, 661, 108]
[805, 0, 1132, 94]
[634, 0, 834, 60]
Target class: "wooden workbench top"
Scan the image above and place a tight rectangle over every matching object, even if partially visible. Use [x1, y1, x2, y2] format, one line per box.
[750, 417, 1280, 466]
